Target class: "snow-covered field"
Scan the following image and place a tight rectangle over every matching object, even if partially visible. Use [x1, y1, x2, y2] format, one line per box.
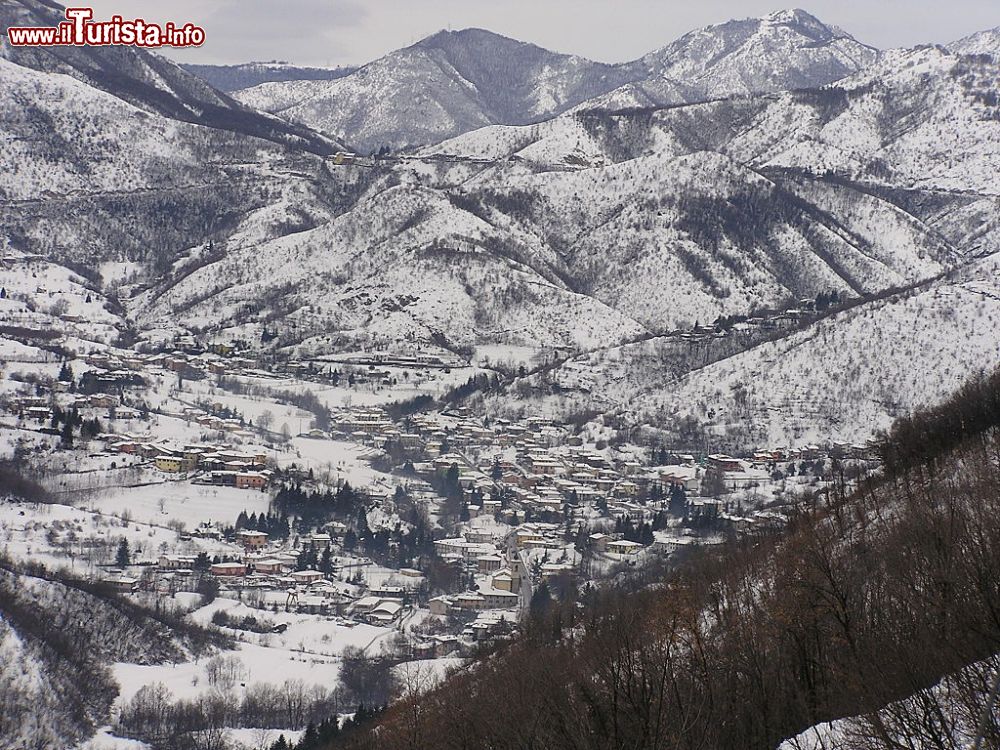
[87, 482, 273, 529]
[188, 598, 397, 660]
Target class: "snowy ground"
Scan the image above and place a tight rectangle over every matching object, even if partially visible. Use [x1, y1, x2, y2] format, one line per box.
[86, 481, 274, 529]
[0, 498, 238, 573]
[188, 598, 398, 659]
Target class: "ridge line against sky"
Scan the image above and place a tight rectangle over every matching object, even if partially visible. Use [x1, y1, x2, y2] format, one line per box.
[77, 0, 998, 68]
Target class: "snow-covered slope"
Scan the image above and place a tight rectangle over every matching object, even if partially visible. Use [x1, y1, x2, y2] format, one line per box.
[949, 26, 1000, 57]
[779, 658, 1000, 749]
[0, 53, 333, 271]
[491, 251, 1000, 449]
[131, 177, 649, 354]
[234, 10, 876, 151]
[0, 558, 227, 747]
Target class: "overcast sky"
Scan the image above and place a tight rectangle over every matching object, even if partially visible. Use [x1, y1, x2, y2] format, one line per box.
[83, 0, 999, 67]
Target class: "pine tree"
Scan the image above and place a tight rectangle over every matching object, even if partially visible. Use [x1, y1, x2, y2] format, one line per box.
[300, 722, 318, 748]
[60, 420, 74, 447]
[115, 538, 131, 568]
[529, 580, 553, 620]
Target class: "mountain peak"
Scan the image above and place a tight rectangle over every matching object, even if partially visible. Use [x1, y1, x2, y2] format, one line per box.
[631, 7, 877, 101]
[760, 8, 859, 44]
[416, 27, 535, 53]
[764, 8, 825, 26]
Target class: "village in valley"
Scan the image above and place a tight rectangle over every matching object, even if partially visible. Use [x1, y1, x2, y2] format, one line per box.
[0, 305, 876, 673]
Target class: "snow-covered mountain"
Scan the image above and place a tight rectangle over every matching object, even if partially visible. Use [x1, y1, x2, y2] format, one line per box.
[129, 41, 1000, 384]
[419, 43, 999, 329]
[583, 9, 878, 111]
[0, 49, 335, 275]
[233, 10, 877, 151]
[234, 28, 636, 152]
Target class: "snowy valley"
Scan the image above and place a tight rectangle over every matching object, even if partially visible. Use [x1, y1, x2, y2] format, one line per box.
[1, 1, 1000, 748]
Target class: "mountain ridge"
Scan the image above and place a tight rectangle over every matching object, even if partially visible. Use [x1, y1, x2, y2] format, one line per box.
[232, 9, 878, 151]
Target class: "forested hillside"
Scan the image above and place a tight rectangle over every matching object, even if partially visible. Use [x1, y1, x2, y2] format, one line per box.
[324, 369, 1000, 750]
[0, 551, 231, 748]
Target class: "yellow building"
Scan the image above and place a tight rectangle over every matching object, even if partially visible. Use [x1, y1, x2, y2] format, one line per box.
[155, 455, 183, 472]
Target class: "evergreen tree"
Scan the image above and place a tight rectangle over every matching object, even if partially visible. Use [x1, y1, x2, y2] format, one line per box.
[529, 580, 553, 620]
[296, 543, 313, 571]
[299, 722, 318, 748]
[60, 420, 74, 447]
[115, 538, 131, 568]
[343, 528, 357, 551]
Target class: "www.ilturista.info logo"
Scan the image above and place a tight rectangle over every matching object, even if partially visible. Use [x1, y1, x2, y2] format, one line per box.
[6, 7, 205, 48]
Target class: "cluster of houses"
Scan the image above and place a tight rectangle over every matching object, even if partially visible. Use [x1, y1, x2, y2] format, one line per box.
[144, 529, 425, 623]
[98, 436, 273, 489]
[8, 391, 139, 424]
[84, 348, 258, 382]
[321, 404, 861, 551]
[177, 404, 255, 436]
[750, 441, 872, 462]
